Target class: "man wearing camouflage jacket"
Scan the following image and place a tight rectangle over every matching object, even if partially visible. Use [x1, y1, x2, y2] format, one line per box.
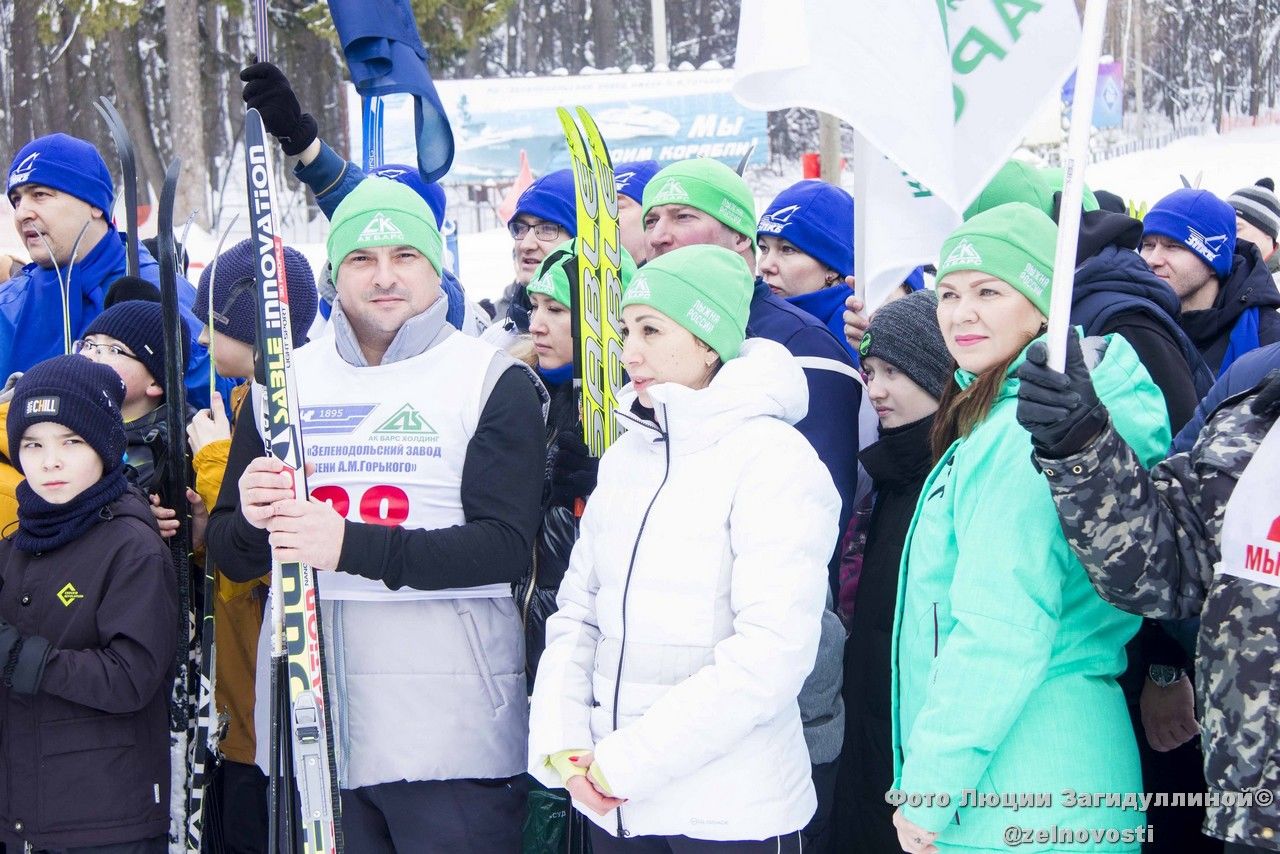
[1015, 329, 1280, 853]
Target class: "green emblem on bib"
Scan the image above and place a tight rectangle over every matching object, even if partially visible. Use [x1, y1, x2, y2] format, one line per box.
[373, 404, 439, 440]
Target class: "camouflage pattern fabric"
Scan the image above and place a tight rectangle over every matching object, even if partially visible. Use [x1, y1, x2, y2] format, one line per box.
[1037, 381, 1280, 849]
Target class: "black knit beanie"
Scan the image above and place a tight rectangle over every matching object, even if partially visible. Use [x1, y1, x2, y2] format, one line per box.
[7, 355, 128, 473]
[82, 300, 188, 393]
[859, 290, 953, 400]
[196, 238, 318, 348]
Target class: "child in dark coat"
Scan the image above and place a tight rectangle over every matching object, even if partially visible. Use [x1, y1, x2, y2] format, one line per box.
[0, 355, 176, 853]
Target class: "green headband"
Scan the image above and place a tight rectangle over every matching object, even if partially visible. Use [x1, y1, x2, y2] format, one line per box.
[327, 176, 444, 275]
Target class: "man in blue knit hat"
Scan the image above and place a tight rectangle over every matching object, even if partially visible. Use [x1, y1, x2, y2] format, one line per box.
[1142, 188, 1280, 375]
[614, 159, 660, 265]
[2, 133, 223, 410]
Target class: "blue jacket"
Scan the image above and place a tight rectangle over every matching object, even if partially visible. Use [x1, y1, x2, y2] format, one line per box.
[294, 141, 468, 331]
[1172, 341, 1280, 453]
[0, 231, 227, 411]
[786, 282, 860, 365]
[748, 280, 861, 576]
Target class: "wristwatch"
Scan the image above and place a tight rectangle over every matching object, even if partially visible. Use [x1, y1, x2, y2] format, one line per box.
[1148, 664, 1185, 688]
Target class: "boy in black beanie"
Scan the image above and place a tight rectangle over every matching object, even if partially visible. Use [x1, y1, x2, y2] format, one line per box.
[0, 355, 176, 853]
[76, 299, 191, 493]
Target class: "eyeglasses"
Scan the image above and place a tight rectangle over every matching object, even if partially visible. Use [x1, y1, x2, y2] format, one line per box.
[73, 338, 142, 362]
[508, 220, 563, 242]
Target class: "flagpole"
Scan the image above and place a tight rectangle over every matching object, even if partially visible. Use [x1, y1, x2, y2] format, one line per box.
[853, 131, 869, 311]
[1046, 0, 1108, 371]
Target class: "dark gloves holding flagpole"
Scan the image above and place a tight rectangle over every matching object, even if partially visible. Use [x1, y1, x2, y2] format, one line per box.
[1016, 331, 1110, 459]
[240, 62, 318, 157]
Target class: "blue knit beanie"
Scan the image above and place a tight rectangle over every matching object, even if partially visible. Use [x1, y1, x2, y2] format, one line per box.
[757, 180, 855, 278]
[8, 355, 127, 473]
[7, 133, 114, 215]
[83, 300, 188, 393]
[195, 238, 317, 348]
[512, 169, 576, 235]
[1143, 188, 1237, 279]
[369, 164, 447, 228]
[903, 267, 926, 292]
[614, 160, 661, 204]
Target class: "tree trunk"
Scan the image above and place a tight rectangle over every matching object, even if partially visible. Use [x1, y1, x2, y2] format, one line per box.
[106, 26, 167, 204]
[166, 0, 210, 228]
[592, 0, 619, 68]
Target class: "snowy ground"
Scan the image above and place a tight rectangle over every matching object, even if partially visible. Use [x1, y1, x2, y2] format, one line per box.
[3, 124, 1277, 308]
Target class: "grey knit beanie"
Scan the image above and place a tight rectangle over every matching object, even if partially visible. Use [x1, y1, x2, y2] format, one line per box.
[859, 290, 952, 400]
[1227, 179, 1280, 244]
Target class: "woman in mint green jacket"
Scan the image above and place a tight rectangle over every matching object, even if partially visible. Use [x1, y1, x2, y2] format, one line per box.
[890, 203, 1171, 854]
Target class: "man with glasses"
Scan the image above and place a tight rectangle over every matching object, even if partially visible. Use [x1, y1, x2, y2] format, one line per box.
[496, 170, 576, 328]
[75, 299, 190, 493]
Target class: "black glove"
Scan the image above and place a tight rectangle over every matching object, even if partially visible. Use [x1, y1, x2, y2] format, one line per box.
[549, 429, 599, 509]
[0, 620, 51, 695]
[240, 62, 318, 157]
[1250, 369, 1280, 417]
[1016, 332, 1109, 458]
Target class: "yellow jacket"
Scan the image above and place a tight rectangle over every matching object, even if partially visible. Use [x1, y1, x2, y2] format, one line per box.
[194, 384, 267, 766]
[0, 400, 22, 535]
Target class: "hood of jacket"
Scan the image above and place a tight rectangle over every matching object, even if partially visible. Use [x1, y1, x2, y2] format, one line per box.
[1181, 242, 1280, 346]
[1073, 208, 1143, 265]
[616, 338, 808, 453]
[1073, 244, 1184, 321]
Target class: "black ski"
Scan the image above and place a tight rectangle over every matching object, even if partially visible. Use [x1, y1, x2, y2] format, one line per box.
[157, 158, 198, 851]
[94, 97, 140, 277]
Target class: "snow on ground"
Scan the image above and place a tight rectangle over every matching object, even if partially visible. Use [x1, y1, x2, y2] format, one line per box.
[1087, 124, 1280, 208]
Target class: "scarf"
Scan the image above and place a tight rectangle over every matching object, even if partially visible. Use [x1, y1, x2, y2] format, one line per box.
[13, 465, 128, 553]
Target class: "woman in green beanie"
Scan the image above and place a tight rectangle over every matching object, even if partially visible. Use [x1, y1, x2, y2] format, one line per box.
[528, 244, 842, 851]
[890, 203, 1172, 854]
[518, 240, 636, 683]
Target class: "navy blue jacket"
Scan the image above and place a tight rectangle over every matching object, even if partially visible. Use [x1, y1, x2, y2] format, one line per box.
[0, 489, 176, 850]
[1070, 210, 1210, 433]
[1179, 242, 1280, 376]
[748, 279, 861, 588]
[1173, 342, 1280, 453]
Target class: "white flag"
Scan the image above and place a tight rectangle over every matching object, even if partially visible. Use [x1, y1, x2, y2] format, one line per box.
[854, 139, 960, 310]
[734, 0, 1080, 306]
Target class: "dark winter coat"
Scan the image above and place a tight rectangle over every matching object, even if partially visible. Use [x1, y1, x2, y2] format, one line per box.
[1180, 242, 1280, 376]
[833, 414, 935, 854]
[0, 489, 176, 850]
[1174, 342, 1280, 453]
[1040, 374, 1280, 848]
[1071, 209, 1210, 431]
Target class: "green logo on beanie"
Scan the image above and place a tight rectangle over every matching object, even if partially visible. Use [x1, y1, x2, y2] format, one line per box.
[859, 331, 873, 357]
[687, 299, 721, 334]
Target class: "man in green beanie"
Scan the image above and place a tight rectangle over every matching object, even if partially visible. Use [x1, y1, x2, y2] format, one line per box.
[643, 157, 864, 850]
[207, 176, 547, 851]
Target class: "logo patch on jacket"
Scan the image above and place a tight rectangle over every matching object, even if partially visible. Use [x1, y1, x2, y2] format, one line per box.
[57, 583, 84, 607]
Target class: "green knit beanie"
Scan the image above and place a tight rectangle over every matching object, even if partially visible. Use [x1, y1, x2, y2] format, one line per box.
[620, 244, 753, 361]
[1040, 166, 1101, 214]
[964, 160, 1056, 220]
[642, 159, 757, 250]
[526, 239, 639, 308]
[937, 202, 1058, 317]
[327, 176, 444, 275]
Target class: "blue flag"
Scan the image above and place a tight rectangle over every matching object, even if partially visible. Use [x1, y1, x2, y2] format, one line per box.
[329, 0, 454, 182]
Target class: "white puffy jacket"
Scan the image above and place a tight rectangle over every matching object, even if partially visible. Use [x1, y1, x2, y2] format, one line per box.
[528, 339, 841, 841]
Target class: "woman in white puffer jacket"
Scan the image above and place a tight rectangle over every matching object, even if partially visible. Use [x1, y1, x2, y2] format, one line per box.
[528, 244, 842, 853]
